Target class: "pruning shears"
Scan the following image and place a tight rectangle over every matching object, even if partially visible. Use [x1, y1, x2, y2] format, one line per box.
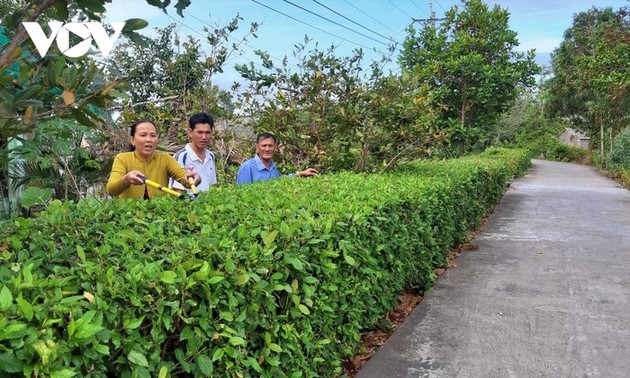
[185, 165, 199, 199]
[139, 175, 198, 200]
[187, 176, 198, 198]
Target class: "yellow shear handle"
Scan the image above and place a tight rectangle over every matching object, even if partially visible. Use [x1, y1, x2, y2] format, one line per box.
[144, 178, 182, 198]
[188, 177, 198, 195]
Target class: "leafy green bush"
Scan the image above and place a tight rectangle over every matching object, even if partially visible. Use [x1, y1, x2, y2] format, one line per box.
[497, 96, 587, 164]
[0, 149, 530, 377]
[616, 168, 630, 189]
[513, 131, 587, 164]
[546, 143, 588, 163]
[608, 126, 630, 169]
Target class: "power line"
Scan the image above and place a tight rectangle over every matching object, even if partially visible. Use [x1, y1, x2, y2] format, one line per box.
[408, 0, 431, 18]
[386, 0, 415, 19]
[183, 9, 299, 70]
[164, 12, 263, 69]
[282, 0, 390, 47]
[434, 0, 448, 13]
[251, 0, 384, 53]
[311, 0, 394, 44]
[409, 1, 448, 25]
[341, 0, 405, 38]
[164, 12, 210, 43]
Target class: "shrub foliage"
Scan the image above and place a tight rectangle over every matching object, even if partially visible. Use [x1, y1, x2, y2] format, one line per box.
[0, 149, 530, 377]
[608, 126, 630, 169]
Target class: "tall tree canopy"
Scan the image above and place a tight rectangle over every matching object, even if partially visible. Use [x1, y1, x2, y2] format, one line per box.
[236, 39, 437, 173]
[544, 6, 630, 145]
[399, 0, 539, 156]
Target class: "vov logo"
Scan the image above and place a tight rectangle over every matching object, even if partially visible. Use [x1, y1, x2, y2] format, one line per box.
[23, 21, 125, 58]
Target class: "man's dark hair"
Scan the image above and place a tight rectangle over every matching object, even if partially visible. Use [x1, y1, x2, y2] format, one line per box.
[189, 112, 214, 130]
[256, 132, 276, 144]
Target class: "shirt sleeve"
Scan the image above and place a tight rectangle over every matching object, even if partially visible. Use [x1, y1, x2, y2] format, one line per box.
[170, 152, 186, 190]
[171, 180, 185, 190]
[236, 163, 252, 185]
[166, 155, 191, 188]
[106, 154, 129, 196]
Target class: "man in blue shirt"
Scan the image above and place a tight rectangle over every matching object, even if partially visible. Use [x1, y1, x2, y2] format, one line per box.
[236, 132, 318, 185]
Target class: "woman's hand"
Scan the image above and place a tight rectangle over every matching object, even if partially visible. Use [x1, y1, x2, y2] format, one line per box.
[123, 170, 146, 187]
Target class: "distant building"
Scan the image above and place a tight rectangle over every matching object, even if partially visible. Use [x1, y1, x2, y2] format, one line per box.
[559, 127, 589, 149]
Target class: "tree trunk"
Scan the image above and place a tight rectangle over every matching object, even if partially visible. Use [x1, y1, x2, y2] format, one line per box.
[599, 117, 604, 161]
[0, 136, 7, 189]
[460, 86, 468, 127]
[0, 0, 57, 70]
[610, 128, 613, 153]
[0, 136, 8, 218]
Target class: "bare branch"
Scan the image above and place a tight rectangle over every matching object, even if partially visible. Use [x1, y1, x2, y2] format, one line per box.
[108, 95, 180, 110]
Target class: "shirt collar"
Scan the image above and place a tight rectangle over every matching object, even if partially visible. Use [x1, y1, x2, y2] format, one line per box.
[133, 149, 156, 163]
[185, 143, 210, 163]
[254, 154, 275, 171]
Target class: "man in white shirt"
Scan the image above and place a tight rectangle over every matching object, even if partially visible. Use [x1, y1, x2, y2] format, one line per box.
[170, 112, 218, 192]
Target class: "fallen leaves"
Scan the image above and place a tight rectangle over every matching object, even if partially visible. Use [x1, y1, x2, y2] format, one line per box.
[342, 291, 423, 376]
[342, 241, 480, 377]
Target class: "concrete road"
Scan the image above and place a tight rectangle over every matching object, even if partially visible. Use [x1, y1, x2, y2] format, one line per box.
[357, 159, 630, 378]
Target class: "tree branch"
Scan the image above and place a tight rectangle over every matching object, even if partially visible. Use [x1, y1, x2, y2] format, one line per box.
[0, 0, 57, 71]
[378, 137, 431, 174]
[107, 95, 180, 110]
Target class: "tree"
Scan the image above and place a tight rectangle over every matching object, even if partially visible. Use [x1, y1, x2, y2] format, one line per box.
[236, 37, 437, 173]
[9, 119, 108, 205]
[0, 0, 193, 216]
[103, 17, 254, 121]
[0, 0, 193, 137]
[544, 8, 630, 161]
[399, 0, 539, 156]
[496, 91, 567, 157]
[543, 6, 630, 156]
[495, 91, 544, 144]
[103, 18, 258, 180]
[545, 4, 630, 162]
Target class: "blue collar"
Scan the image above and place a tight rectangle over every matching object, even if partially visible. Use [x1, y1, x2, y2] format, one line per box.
[254, 154, 275, 171]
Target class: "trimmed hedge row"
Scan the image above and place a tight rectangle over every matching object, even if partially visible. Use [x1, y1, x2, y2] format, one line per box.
[0, 148, 531, 377]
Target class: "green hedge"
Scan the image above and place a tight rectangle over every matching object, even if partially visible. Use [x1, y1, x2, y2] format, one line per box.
[608, 126, 630, 169]
[0, 148, 531, 377]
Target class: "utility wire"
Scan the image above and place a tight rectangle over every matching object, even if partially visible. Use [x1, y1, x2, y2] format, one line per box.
[282, 0, 390, 47]
[183, 9, 299, 70]
[386, 0, 415, 19]
[164, 12, 263, 69]
[164, 12, 209, 43]
[434, 0, 448, 13]
[251, 0, 384, 52]
[311, 0, 394, 44]
[341, 0, 404, 38]
[409, 0, 431, 18]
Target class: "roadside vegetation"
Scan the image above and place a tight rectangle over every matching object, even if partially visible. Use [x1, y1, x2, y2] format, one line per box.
[1, 0, 629, 376]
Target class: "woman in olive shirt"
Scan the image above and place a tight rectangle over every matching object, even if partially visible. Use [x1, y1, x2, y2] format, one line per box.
[106, 120, 200, 199]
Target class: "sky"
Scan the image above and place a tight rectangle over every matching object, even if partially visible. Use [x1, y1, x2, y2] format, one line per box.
[103, 0, 629, 91]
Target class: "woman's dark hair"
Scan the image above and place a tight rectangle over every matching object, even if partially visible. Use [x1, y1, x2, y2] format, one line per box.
[256, 132, 276, 144]
[129, 119, 157, 151]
